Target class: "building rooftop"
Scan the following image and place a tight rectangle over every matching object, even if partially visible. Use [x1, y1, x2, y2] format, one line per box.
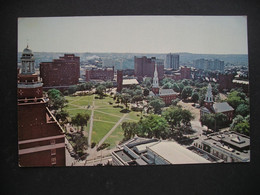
[159, 89, 178, 96]
[213, 102, 234, 113]
[232, 79, 249, 85]
[122, 79, 139, 85]
[148, 141, 210, 164]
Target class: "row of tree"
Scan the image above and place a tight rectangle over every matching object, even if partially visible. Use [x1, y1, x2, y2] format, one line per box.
[227, 89, 250, 135]
[122, 106, 194, 141]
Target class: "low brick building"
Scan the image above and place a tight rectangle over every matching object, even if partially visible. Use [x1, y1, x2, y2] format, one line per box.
[86, 67, 114, 81]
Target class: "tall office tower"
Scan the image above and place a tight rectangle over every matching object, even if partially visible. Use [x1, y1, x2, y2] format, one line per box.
[165, 53, 179, 70]
[134, 56, 164, 81]
[18, 46, 66, 167]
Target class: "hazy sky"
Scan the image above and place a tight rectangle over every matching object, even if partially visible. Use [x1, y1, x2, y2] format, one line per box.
[18, 16, 248, 54]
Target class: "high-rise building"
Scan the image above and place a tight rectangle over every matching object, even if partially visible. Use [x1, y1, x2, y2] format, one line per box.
[165, 53, 179, 70]
[134, 56, 164, 81]
[18, 46, 66, 167]
[40, 54, 80, 90]
[193, 59, 224, 72]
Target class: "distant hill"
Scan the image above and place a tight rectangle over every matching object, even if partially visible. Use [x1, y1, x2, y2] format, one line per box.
[18, 52, 248, 70]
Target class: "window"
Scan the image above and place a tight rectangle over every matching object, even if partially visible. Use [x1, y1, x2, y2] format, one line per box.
[50, 139, 55, 145]
[51, 157, 56, 165]
[51, 149, 56, 155]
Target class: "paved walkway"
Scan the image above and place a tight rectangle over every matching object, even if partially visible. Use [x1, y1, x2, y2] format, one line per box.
[97, 113, 128, 148]
[88, 96, 95, 147]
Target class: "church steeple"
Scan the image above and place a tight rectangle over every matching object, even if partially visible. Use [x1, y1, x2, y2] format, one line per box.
[204, 83, 214, 109]
[152, 63, 159, 88]
[152, 63, 159, 94]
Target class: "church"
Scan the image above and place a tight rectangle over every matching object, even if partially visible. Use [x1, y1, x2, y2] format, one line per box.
[200, 83, 234, 121]
[149, 63, 178, 105]
[18, 45, 66, 167]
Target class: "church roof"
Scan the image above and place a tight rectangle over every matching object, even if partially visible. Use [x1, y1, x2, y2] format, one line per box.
[159, 89, 178, 96]
[213, 102, 234, 113]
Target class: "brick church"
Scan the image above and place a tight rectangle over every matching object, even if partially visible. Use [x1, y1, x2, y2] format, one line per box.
[18, 46, 66, 167]
[149, 63, 178, 105]
[200, 83, 234, 121]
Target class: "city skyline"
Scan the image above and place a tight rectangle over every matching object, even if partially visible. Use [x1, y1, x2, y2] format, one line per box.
[18, 16, 248, 54]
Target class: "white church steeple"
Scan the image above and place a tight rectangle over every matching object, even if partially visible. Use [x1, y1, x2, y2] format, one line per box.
[204, 83, 214, 103]
[152, 63, 159, 88]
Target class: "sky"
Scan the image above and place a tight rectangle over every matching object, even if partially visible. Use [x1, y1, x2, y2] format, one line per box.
[18, 16, 248, 54]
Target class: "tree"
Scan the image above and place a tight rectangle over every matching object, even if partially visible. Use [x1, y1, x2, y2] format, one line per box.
[163, 106, 183, 131]
[55, 110, 69, 125]
[171, 98, 180, 106]
[132, 95, 143, 105]
[136, 115, 169, 139]
[122, 121, 138, 140]
[121, 93, 132, 110]
[73, 134, 88, 155]
[200, 114, 215, 130]
[149, 98, 165, 114]
[172, 83, 180, 93]
[181, 109, 194, 126]
[191, 92, 199, 103]
[230, 115, 250, 135]
[201, 113, 228, 131]
[181, 86, 193, 100]
[143, 88, 150, 96]
[96, 84, 106, 99]
[47, 89, 67, 111]
[178, 82, 185, 93]
[162, 82, 172, 89]
[227, 90, 246, 110]
[85, 82, 93, 90]
[71, 113, 90, 132]
[68, 85, 77, 94]
[181, 79, 189, 86]
[105, 81, 113, 92]
[236, 103, 250, 117]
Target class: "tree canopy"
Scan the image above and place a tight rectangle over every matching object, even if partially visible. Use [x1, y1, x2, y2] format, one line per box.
[71, 113, 90, 132]
[149, 98, 165, 114]
[47, 89, 67, 111]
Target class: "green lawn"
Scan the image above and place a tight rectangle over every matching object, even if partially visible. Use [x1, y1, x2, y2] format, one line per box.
[64, 94, 144, 148]
[93, 110, 121, 123]
[91, 121, 116, 143]
[105, 125, 124, 149]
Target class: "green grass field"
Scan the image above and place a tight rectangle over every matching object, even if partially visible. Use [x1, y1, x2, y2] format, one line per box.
[64, 94, 142, 148]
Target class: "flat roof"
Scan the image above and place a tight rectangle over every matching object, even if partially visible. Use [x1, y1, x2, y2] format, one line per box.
[232, 79, 249, 85]
[148, 141, 210, 164]
[122, 79, 139, 85]
[114, 150, 133, 162]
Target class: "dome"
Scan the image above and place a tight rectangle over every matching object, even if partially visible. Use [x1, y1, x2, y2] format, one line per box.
[22, 45, 33, 54]
[21, 45, 34, 59]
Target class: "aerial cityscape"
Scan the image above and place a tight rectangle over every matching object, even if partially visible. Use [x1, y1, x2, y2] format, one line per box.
[17, 16, 249, 167]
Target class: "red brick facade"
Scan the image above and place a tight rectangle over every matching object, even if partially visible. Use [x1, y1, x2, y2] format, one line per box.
[18, 99, 66, 167]
[18, 46, 66, 167]
[134, 56, 164, 81]
[218, 74, 234, 92]
[117, 70, 123, 92]
[40, 54, 80, 87]
[180, 66, 191, 79]
[160, 94, 178, 105]
[86, 67, 114, 81]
